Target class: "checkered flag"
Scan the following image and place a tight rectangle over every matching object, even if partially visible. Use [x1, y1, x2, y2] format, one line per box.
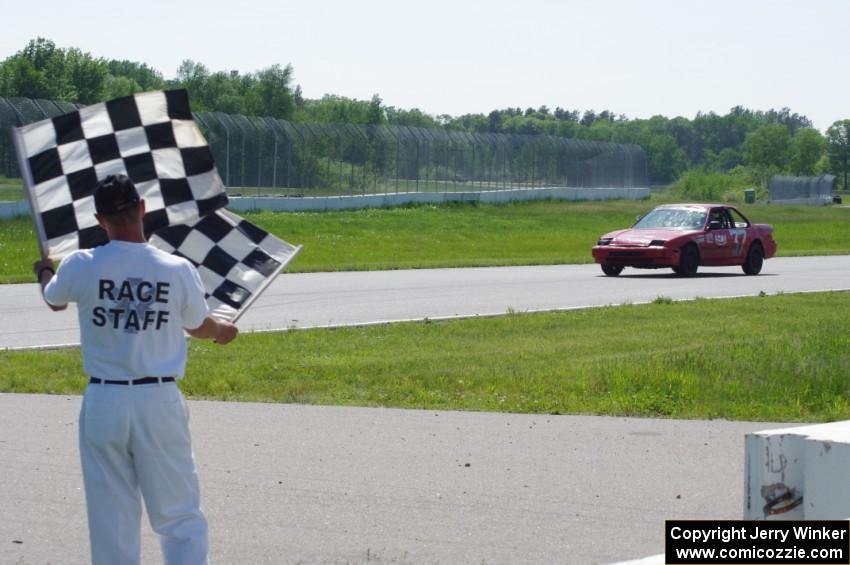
[13, 90, 301, 322]
[12, 89, 228, 258]
[150, 209, 300, 321]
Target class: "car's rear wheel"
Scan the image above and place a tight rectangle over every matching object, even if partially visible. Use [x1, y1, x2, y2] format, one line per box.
[742, 242, 764, 275]
[601, 264, 624, 276]
[677, 245, 699, 277]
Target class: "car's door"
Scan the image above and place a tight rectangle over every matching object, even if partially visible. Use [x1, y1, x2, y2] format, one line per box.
[725, 207, 750, 261]
[702, 207, 734, 264]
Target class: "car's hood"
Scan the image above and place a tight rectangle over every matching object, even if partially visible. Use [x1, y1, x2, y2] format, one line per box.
[601, 228, 698, 246]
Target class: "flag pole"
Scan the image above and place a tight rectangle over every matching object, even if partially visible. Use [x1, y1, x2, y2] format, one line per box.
[10, 126, 49, 260]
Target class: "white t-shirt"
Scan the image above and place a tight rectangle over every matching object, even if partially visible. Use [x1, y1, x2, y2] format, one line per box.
[44, 240, 210, 380]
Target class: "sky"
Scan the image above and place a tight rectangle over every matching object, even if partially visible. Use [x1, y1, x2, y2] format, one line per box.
[2, 0, 847, 131]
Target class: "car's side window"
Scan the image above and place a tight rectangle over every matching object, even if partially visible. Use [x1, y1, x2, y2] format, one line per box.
[709, 208, 724, 228]
[728, 208, 750, 228]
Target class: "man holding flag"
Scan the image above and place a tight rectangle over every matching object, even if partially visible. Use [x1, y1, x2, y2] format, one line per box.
[15, 89, 299, 563]
[33, 174, 237, 565]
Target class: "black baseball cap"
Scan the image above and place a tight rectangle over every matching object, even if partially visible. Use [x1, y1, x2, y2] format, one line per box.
[94, 174, 140, 216]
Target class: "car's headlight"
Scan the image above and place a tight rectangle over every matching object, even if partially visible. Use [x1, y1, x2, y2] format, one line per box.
[649, 240, 666, 247]
[597, 238, 613, 246]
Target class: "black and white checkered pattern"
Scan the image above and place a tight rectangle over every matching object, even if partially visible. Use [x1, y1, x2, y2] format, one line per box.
[14, 89, 228, 258]
[15, 90, 299, 322]
[150, 209, 300, 321]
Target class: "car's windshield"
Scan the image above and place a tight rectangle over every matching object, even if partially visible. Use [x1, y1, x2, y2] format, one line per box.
[633, 207, 706, 230]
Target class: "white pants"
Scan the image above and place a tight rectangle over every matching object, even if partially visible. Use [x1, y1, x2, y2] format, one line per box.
[79, 381, 209, 565]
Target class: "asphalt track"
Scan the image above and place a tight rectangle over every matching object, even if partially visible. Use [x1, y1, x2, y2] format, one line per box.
[1, 257, 843, 563]
[2, 255, 849, 349]
[1, 393, 787, 565]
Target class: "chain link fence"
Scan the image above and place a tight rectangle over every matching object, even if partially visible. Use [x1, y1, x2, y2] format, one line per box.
[1, 95, 648, 198]
[768, 174, 835, 205]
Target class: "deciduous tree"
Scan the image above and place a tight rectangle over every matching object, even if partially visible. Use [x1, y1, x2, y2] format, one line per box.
[743, 124, 791, 170]
[789, 128, 827, 176]
[826, 120, 850, 190]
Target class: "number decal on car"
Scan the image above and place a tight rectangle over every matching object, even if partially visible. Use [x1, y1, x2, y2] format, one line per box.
[730, 229, 747, 256]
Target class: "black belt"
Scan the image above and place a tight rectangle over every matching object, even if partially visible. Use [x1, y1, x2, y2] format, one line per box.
[89, 376, 175, 385]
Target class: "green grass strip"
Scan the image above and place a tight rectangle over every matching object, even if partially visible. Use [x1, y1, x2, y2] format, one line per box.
[1, 199, 849, 283]
[3, 292, 849, 422]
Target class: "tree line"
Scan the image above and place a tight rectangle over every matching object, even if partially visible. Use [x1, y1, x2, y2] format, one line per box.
[1, 38, 848, 190]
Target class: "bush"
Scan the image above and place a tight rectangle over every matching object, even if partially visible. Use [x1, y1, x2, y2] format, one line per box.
[673, 167, 766, 203]
[674, 169, 734, 201]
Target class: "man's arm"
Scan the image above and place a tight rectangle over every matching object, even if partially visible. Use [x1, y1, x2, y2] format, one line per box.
[33, 257, 67, 312]
[185, 316, 238, 344]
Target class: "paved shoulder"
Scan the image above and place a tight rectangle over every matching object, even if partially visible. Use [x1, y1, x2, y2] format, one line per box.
[0, 393, 787, 564]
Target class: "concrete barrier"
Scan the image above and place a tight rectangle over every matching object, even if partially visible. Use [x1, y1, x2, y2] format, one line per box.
[769, 196, 833, 206]
[226, 186, 650, 213]
[1, 187, 650, 220]
[745, 421, 850, 519]
[0, 200, 29, 220]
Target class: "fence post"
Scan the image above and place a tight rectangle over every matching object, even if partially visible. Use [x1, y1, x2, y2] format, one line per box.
[385, 126, 400, 194]
[261, 117, 280, 189]
[207, 113, 231, 187]
[460, 131, 476, 190]
[232, 118, 248, 189]
[247, 117, 263, 193]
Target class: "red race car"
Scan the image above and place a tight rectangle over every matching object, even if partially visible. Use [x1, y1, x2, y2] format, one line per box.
[592, 204, 777, 277]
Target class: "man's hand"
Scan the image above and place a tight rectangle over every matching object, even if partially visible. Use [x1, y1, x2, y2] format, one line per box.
[214, 321, 238, 345]
[185, 316, 239, 344]
[33, 257, 67, 311]
[33, 257, 56, 283]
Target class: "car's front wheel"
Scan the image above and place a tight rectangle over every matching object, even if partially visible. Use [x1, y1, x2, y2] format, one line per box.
[677, 245, 699, 277]
[601, 264, 624, 276]
[742, 242, 764, 275]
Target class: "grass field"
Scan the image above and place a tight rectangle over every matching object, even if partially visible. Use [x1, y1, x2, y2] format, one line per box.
[1, 198, 848, 283]
[2, 292, 849, 422]
[3, 181, 847, 423]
